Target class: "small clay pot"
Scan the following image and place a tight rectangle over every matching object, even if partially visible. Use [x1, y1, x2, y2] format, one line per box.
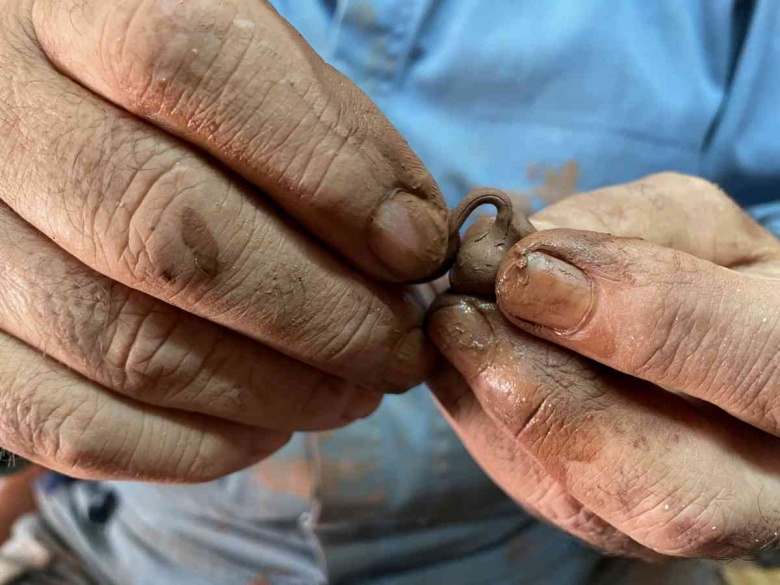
[447, 188, 536, 298]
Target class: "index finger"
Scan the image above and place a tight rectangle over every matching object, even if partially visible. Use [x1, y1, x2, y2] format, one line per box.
[32, 0, 449, 282]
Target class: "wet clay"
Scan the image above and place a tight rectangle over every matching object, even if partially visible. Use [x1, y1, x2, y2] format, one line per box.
[447, 188, 536, 297]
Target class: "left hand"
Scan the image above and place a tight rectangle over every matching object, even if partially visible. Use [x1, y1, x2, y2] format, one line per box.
[428, 173, 780, 559]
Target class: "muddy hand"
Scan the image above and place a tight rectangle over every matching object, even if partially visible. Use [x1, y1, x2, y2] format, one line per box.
[0, 0, 449, 481]
[430, 173, 780, 559]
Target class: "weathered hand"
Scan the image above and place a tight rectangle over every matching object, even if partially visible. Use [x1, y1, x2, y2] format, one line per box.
[429, 173, 780, 559]
[0, 0, 448, 481]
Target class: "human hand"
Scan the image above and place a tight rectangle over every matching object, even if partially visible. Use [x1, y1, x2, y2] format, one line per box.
[428, 173, 780, 559]
[0, 0, 448, 481]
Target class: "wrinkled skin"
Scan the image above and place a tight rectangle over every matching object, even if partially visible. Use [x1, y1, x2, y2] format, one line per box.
[429, 172, 780, 560]
[0, 0, 449, 481]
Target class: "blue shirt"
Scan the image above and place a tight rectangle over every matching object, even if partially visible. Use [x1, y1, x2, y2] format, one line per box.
[36, 2, 780, 584]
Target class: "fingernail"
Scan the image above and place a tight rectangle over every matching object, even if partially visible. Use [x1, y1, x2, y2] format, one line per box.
[369, 191, 448, 281]
[343, 388, 382, 421]
[427, 296, 495, 363]
[497, 251, 593, 332]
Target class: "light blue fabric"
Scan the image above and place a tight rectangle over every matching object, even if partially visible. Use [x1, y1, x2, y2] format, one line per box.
[35, 2, 780, 584]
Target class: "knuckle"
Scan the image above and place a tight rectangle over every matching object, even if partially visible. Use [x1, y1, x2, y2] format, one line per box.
[21, 378, 104, 475]
[629, 291, 689, 381]
[267, 99, 365, 204]
[101, 305, 189, 396]
[237, 255, 397, 375]
[40, 402, 101, 475]
[97, 0, 281, 138]
[0, 364, 50, 455]
[23, 258, 233, 416]
[172, 427, 266, 484]
[93, 300, 245, 418]
[481, 347, 610, 470]
[0, 335, 129, 478]
[95, 0, 241, 110]
[30, 267, 126, 372]
[713, 326, 780, 432]
[627, 484, 759, 560]
[632, 173, 730, 219]
[88, 0, 368, 201]
[624, 257, 712, 384]
[282, 380, 344, 427]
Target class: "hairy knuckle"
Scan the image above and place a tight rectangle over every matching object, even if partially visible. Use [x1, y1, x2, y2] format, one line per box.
[0, 367, 52, 453]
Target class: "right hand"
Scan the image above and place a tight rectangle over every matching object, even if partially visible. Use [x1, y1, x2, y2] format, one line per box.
[0, 0, 449, 482]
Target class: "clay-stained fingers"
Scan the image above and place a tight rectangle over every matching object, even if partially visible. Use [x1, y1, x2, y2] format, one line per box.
[496, 229, 780, 437]
[0, 201, 381, 431]
[31, 0, 449, 282]
[428, 296, 780, 559]
[0, 331, 290, 482]
[0, 34, 433, 394]
[429, 364, 657, 560]
[530, 173, 780, 269]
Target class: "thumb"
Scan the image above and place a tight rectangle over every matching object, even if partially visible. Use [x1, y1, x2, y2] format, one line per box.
[495, 228, 780, 436]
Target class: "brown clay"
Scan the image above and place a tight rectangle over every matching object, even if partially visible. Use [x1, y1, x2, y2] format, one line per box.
[447, 188, 536, 297]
